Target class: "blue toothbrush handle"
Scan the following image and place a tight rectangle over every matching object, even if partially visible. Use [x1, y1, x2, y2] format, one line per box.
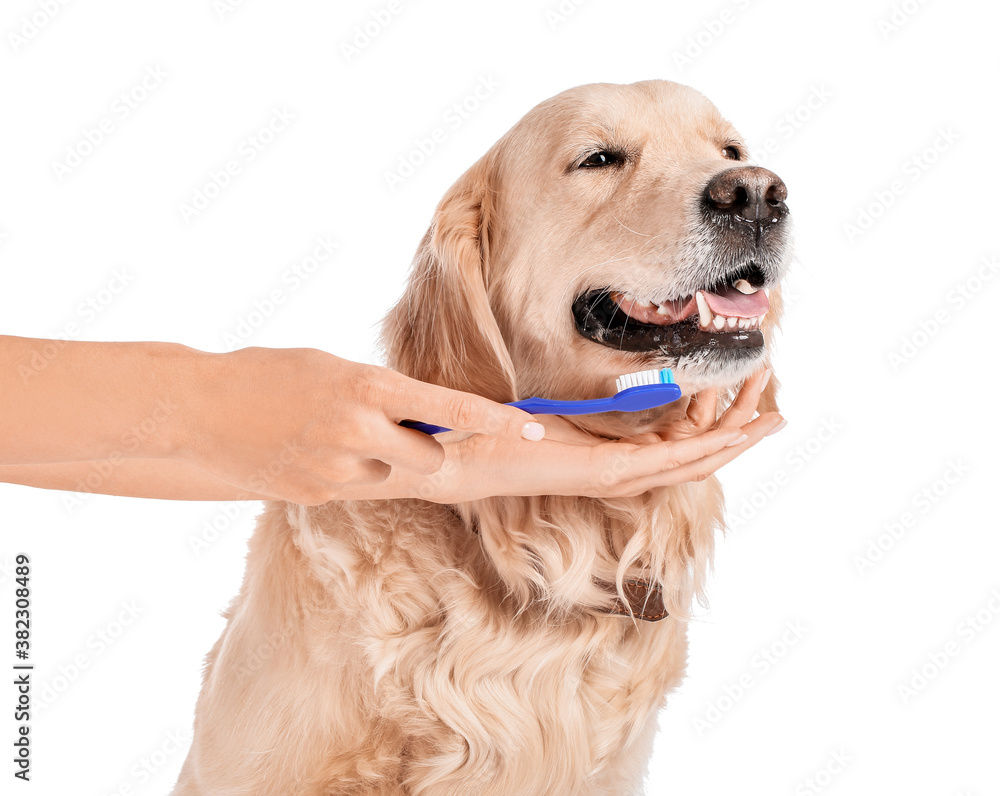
[399, 420, 454, 435]
[400, 383, 682, 436]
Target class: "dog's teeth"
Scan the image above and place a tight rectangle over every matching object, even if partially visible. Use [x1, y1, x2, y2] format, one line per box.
[738, 318, 749, 330]
[695, 291, 712, 328]
[713, 315, 726, 331]
[727, 316, 737, 329]
[758, 314, 766, 325]
[634, 298, 654, 308]
[623, 292, 637, 303]
[655, 303, 671, 316]
[734, 279, 756, 295]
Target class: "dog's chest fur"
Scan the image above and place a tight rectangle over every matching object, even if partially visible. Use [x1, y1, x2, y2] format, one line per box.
[265, 496, 699, 795]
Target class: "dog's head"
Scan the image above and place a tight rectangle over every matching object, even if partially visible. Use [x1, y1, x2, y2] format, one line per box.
[382, 81, 793, 617]
[384, 80, 791, 436]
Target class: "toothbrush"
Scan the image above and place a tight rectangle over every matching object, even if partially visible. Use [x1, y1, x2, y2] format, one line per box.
[401, 368, 681, 436]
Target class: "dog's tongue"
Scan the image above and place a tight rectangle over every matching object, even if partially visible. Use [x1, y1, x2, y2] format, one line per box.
[613, 285, 769, 325]
[701, 285, 769, 318]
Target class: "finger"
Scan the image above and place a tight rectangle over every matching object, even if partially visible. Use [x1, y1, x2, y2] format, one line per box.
[619, 432, 664, 445]
[686, 388, 718, 430]
[717, 368, 771, 430]
[622, 412, 783, 494]
[313, 459, 395, 498]
[365, 422, 448, 475]
[347, 458, 393, 486]
[386, 378, 545, 441]
[584, 425, 746, 487]
[658, 411, 781, 486]
[521, 414, 599, 446]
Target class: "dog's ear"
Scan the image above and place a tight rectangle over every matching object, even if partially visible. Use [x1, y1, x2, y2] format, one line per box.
[758, 285, 783, 414]
[381, 154, 518, 403]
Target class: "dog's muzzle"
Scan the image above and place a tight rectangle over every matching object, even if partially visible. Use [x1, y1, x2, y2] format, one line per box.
[702, 165, 789, 247]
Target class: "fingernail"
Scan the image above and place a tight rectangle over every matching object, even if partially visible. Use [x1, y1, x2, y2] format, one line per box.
[761, 368, 773, 390]
[521, 421, 545, 442]
[765, 419, 787, 437]
[725, 433, 748, 447]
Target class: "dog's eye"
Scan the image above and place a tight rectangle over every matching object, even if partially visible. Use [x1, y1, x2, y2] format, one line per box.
[579, 150, 625, 169]
[722, 145, 742, 161]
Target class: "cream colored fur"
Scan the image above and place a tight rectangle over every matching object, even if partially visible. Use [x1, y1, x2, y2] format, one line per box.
[174, 80, 787, 795]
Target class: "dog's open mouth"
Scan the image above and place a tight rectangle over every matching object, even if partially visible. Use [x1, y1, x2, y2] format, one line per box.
[572, 270, 770, 355]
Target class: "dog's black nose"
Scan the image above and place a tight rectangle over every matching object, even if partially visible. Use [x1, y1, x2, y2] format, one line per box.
[704, 167, 788, 229]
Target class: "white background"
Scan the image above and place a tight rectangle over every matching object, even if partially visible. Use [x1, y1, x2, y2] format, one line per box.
[2, 0, 999, 793]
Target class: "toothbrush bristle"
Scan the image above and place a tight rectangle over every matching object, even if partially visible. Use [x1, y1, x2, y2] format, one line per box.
[615, 368, 674, 393]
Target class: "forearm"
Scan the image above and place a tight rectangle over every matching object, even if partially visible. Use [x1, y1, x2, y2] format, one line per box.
[0, 459, 271, 501]
[1, 335, 209, 466]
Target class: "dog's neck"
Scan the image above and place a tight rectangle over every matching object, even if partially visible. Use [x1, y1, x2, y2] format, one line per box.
[446, 504, 669, 623]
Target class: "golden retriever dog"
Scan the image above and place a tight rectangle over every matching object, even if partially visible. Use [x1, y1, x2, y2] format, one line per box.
[174, 79, 791, 795]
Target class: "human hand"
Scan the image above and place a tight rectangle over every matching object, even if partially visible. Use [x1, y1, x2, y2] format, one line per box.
[0, 339, 779, 506]
[179, 347, 545, 504]
[653, 368, 780, 444]
[354, 368, 784, 504]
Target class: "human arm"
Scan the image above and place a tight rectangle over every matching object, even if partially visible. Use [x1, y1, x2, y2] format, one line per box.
[0, 359, 781, 504]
